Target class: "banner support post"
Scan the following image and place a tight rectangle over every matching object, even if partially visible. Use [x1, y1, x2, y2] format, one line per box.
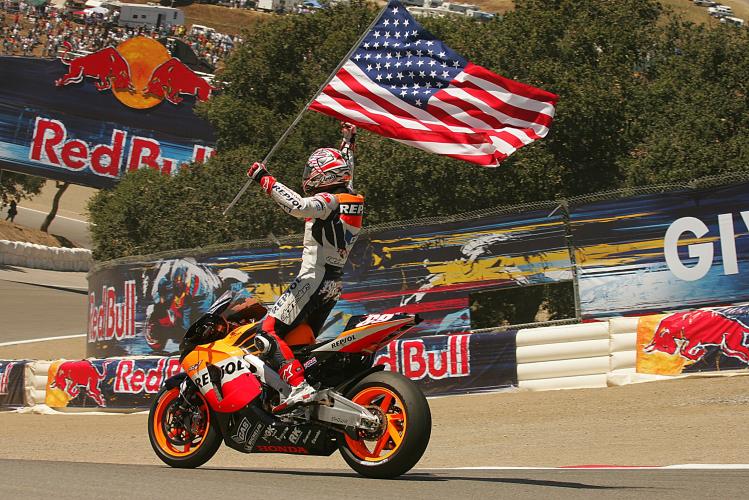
[223, 4, 389, 215]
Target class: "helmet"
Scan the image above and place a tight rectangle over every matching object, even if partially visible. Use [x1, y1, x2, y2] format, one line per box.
[302, 148, 351, 194]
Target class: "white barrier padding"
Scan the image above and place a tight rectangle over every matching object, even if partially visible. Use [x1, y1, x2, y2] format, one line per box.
[611, 332, 637, 353]
[517, 356, 610, 381]
[0, 240, 92, 272]
[610, 350, 637, 371]
[519, 374, 608, 391]
[608, 317, 639, 335]
[24, 360, 51, 406]
[607, 369, 673, 386]
[516, 322, 609, 347]
[516, 339, 610, 364]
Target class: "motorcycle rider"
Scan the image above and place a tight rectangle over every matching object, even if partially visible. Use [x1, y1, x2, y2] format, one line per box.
[245, 122, 363, 413]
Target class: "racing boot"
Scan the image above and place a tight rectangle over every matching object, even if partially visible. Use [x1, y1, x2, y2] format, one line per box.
[272, 359, 316, 413]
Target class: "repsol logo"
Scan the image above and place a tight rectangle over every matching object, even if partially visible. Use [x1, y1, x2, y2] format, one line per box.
[192, 359, 245, 388]
[272, 185, 302, 209]
[339, 203, 363, 215]
[331, 334, 356, 349]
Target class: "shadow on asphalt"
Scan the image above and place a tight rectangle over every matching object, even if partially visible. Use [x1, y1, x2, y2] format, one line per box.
[202, 467, 648, 491]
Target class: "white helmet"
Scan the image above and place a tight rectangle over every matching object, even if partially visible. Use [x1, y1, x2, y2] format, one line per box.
[302, 148, 351, 194]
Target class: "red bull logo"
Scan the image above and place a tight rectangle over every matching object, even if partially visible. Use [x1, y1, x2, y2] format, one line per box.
[55, 37, 215, 109]
[644, 309, 749, 364]
[50, 360, 109, 407]
[89, 280, 137, 343]
[114, 358, 182, 394]
[375, 334, 470, 380]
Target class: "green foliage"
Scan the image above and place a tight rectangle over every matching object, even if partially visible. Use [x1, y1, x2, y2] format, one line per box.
[0, 171, 44, 206]
[89, 0, 749, 260]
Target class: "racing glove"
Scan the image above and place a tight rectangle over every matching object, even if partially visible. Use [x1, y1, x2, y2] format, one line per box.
[247, 162, 276, 194]
[341, 122, 357, 144]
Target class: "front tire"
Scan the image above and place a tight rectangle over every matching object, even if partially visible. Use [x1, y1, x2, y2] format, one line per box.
[338, 371, 431, 479]
[148, 385, 221, 468]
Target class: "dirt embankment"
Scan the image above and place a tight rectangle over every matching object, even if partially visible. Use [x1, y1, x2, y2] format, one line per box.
[0, 220, 67, 247]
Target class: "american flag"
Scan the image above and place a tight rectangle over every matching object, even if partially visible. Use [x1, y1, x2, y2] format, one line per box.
[310, 1, 558, 166]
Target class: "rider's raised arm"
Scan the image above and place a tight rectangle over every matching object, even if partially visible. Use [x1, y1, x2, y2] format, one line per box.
[269, 181, 337, 219]
[340, 123, 356, 191]
[246, 162, 338, 219]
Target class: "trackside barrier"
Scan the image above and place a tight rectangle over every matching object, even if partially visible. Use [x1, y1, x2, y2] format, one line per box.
[0, 240, 92, 271]
[20, 311, 749, 410]
[516, 322, 611, 391]
[24, 360, 52, 406]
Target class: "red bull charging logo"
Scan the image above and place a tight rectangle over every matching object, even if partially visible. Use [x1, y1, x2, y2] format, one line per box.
[55, 36, 216, 109]
[637, 307, 749, 375]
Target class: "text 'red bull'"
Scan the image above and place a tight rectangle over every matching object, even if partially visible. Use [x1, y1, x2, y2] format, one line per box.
[375, 334, 471, 380]
[89, 280, 137, 343]
[115, 357, 183, 394]
[29, 116, 215, 178]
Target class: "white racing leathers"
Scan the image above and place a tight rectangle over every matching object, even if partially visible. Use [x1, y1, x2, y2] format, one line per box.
[260, 180, 365, 375]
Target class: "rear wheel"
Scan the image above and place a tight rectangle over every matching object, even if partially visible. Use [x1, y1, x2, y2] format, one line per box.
[148, 385, 221, 468]
[338, 371, 431, 478]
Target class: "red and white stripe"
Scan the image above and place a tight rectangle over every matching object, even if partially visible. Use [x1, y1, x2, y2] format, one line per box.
[310, 61, 557, 166]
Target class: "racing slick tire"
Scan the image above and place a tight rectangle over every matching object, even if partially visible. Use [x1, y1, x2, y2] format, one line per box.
[148, 385, 222, 468]
[338, 371, 431, 478]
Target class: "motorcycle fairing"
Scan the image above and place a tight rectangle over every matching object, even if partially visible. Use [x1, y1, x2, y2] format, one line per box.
[183, 344, 261, 413]
[217, 405, 336, 456]
[312, 317, 415, 354]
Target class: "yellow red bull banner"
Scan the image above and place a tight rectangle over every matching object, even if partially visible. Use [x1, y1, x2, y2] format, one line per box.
[636, 305, 749, 375]
[0, 37, 215, 188]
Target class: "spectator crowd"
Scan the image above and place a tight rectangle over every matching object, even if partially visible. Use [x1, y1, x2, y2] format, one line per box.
[0, 1, 240, 68]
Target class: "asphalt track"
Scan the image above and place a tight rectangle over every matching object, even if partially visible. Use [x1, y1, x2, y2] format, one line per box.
[0, 460, 746, 499]
[1, 206, 92, 248]
[0, 280, 87, 342]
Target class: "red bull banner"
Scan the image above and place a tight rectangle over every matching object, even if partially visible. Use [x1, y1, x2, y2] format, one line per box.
[45, 357, 182, 409]
[44, 331, 515, 409]
[0, 37, 215, 188]
[636, 305, 749, 375]
[0, 360, 28, 408]
[87, 207, 569, 358]
[375, 331, 518, 395]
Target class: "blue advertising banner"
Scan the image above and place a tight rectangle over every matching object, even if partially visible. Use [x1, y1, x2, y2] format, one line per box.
[0, 44, 215, 188]
[87, 209, 570, 357]
[571, 183, 749, 318]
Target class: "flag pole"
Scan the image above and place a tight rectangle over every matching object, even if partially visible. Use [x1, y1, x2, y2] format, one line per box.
[223, 3, 390, 215]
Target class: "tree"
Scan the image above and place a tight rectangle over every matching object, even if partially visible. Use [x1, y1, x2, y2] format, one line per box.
[0, 170, 44, 207]
[40, 181, 69, 233]
[89, 0, 749, 260]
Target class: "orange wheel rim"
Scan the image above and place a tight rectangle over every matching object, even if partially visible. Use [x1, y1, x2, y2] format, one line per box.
[152, 387, 210, 457]
[344, 387, 407, 462]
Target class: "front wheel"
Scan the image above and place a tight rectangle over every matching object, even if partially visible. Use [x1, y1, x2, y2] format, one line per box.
[339, 371, 431, 479]
[148, 384, 221, 468]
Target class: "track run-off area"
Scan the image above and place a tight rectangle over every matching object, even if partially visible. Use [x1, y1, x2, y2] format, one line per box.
[2, 375, 749, 497]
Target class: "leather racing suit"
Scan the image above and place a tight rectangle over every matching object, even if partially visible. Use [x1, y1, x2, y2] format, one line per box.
[256, 144, 364, 389]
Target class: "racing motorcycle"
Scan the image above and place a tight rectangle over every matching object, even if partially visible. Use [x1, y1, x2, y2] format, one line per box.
[148, 292, 432, 479]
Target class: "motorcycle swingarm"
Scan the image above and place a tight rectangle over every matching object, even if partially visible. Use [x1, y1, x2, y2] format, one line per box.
[310, 389, 380, 437]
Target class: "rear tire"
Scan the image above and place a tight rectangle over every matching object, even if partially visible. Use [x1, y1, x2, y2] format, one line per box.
[338, 371, 431, 478]
[148, 385, 222, 468]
